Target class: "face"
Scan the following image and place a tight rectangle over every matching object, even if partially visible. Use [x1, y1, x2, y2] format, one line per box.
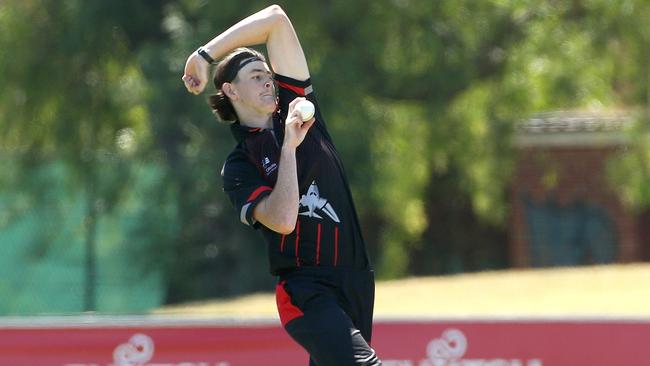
[229, 61, 277, 114]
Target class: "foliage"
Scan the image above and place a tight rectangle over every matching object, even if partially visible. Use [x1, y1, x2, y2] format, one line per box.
[1, 0, 649, 312]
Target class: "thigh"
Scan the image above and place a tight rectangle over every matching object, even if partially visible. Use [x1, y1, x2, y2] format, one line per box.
[285, 298, 379, 366]
[277, 278, 380, 366]
[342, 270, 376, 344]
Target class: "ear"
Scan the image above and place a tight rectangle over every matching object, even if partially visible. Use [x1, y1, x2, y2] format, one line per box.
[221, 82, 238, 101]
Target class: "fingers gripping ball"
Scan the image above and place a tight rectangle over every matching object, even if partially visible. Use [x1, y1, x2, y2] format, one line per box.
[295, 100, 315, 121]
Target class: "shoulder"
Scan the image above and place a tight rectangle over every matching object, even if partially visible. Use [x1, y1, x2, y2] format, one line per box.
[222, 144, 253, 176]
[224, 143, 249, 164]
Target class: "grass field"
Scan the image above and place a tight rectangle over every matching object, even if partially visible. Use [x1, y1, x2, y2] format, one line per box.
[154, 263, 650, 318]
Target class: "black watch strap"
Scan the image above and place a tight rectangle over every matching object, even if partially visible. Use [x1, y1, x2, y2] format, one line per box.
[197, 47, 215, 65]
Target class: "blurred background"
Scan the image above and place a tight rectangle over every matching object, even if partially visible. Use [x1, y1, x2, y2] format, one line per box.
[1, 0, 650, 315]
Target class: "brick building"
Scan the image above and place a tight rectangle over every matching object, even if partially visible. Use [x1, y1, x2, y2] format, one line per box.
[510, 111, 644, 267]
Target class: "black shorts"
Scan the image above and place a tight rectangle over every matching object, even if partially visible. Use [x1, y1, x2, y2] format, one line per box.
[275, 267, 382, 366]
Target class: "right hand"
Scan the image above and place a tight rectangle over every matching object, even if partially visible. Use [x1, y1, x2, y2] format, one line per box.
[181, 51, 210, 95]
[283, 97, 315, 149]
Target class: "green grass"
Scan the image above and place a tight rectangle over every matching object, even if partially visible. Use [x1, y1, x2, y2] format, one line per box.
[154, 263, 650, 318]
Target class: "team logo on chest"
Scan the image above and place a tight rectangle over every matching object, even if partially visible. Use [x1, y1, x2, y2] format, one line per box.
[299, 181, 340, 223]
[261, 156, 278, 175]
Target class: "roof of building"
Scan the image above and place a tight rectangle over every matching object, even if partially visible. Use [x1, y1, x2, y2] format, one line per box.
[519, 111, 632, 134]
[515, 110, 634, 147]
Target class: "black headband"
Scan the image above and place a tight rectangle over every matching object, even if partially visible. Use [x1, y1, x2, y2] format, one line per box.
[223, 56, 263, 83]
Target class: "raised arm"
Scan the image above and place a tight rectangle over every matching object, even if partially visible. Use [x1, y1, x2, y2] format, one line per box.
[182, 5, 309, 94]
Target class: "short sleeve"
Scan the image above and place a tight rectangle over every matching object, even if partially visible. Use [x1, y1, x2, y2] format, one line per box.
[274, 73, 331, 139]
[221, 150, 272, 228]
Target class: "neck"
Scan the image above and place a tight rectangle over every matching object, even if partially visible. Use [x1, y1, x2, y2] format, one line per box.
[241, 116, 273, 129]
[236, 108, 273, 129]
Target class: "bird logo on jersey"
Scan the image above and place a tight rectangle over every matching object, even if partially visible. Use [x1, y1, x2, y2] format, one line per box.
[299, 181, 340, 223]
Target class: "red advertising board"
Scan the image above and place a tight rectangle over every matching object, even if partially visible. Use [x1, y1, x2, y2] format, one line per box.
[1, 317, 649, 365]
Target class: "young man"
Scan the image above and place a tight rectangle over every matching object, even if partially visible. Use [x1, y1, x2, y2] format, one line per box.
[182, 5, 382, 366]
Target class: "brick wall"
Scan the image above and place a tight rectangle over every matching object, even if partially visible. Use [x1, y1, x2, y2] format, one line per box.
[509, 145, 638, 267]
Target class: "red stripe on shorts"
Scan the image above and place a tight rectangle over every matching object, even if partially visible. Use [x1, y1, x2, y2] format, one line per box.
[275, 281, 304, 327]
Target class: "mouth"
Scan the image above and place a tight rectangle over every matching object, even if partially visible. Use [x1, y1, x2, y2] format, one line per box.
[260, 94, 276, 102]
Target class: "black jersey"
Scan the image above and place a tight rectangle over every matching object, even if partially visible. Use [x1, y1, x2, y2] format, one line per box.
[222, 74, 370, 275]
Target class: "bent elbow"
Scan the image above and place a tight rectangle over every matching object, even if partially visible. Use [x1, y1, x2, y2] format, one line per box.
[267, 4, 287, 16]
[277, 228, 294, 235]
[275, 214, 297, 234]
[266, 4, 289, 23]
[277, 221, 296, 235]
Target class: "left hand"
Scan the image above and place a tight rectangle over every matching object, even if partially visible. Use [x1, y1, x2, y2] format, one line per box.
[181, 51, 210, 95]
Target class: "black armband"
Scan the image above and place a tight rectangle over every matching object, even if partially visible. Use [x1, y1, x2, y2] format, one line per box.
[197, 47, 215, 65]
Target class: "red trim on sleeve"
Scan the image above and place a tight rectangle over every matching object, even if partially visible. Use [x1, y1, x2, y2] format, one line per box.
[334, 226, 339, 266]
[277, 80, 306, 96]
[275, 281, 304, 327]
[247, 186, 272, 202]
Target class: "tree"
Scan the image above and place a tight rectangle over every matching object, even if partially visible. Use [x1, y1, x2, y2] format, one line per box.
[0, 0, 158, 310]
[3, 0, 650, 313]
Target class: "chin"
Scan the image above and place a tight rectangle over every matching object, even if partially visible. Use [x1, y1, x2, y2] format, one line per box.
[263, 101, 278, 113]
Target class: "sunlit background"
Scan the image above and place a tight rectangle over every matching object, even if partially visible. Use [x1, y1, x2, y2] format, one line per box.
[1, 0, 650, 316]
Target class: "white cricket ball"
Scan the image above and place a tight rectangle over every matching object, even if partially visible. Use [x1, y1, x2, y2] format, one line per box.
[295, 100, 315, 121]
